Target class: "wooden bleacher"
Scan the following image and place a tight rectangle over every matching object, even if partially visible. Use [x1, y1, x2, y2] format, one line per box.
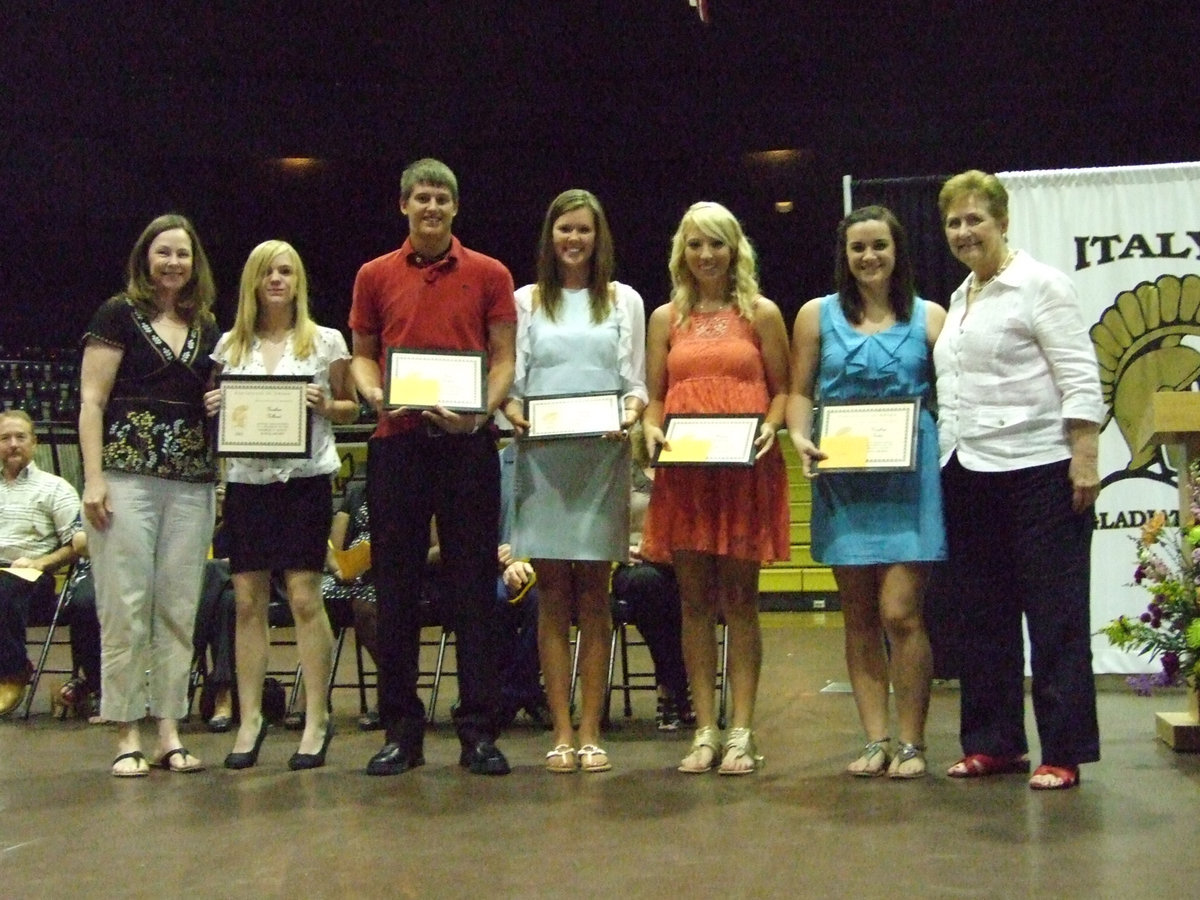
[759, 432, 838, 611]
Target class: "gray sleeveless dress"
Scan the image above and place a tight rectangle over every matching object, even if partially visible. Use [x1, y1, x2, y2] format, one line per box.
[511, 286, 637, 561]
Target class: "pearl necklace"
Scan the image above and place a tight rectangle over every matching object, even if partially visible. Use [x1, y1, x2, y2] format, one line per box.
[969, 250, 1015, 298]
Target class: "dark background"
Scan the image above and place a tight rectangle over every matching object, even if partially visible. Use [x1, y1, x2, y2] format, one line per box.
[2, 0, 1197, 350]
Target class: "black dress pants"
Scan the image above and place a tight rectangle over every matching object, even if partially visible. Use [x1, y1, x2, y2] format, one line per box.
[367, 429, 502, 748]
[942, 454, 1100, 765]
[0, 571, 56, 678]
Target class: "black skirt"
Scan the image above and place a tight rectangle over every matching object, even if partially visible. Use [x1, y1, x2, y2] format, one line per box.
[223, 476, 333, 574]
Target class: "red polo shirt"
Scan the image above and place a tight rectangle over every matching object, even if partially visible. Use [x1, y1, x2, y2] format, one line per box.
[349, 235, 517, 438]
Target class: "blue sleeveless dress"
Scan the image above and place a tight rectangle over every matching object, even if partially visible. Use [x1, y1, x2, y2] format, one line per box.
[810, 294, 946, 565]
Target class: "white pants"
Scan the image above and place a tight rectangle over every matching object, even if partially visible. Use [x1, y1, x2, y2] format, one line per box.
[87, 473, 214, 722]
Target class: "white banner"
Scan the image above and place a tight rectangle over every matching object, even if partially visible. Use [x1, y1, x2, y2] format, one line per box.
[1001, 162, 1200, 672]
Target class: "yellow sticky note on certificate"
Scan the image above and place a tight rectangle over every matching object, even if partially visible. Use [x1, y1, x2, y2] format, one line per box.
[389, 374, 441, 406]
[657, 435, 712, 463]
[818, 434, 870, 468]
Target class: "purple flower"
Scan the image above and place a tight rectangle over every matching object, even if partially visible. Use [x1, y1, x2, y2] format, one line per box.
[1140, 612, 1152, 623]
[1163, 652, 1181, 680]
[1126, 672, 1174, 695]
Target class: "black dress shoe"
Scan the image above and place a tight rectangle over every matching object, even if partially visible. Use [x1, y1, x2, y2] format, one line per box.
[224, 720, 269, 770]
[288, 722, 334, 771]
[366, 741, 425, 777]
[207, 714, 234, 733]
[459, 740, 511, 775]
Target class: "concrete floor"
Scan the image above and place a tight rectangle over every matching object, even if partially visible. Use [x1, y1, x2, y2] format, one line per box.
[3, 612, 1199, 899]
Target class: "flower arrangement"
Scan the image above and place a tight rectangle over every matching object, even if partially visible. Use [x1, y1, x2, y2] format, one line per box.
[1099, 459, 1200, 694]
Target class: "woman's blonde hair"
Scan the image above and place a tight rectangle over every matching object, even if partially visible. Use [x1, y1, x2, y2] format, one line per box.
[668, 201, 759, 327]
[222, 240, 317, 368]
[938, 169, 1009, 225]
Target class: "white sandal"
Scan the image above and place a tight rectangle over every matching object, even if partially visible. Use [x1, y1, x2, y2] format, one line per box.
[577, 744, 612, 773]
[545, 744, 578, 773]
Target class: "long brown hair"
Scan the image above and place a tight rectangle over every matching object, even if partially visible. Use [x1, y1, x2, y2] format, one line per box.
[534, 189, 616, 324]
[122, 213, 215, 325]
[833, 206, 915, 324]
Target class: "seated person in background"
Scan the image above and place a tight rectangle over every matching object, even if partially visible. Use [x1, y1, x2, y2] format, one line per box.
[327, 470, 547, 731]
[51, 530, 103, 722]
[495, 542, 550, 729]
[323, 480, 381, 731]
[323, 482, 443, 731]
[0, 409, 81, 716]
[193, 496, 236, 732]
[611, 422, 694, 731]
[496, 441, 550, 729]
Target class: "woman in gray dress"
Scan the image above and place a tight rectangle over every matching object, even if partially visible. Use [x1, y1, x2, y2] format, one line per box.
[502, 189, 647, 772]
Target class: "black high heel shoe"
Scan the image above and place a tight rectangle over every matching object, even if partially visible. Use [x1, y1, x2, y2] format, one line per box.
[224, 719, 269, 770]
[288, 721, 334, 771]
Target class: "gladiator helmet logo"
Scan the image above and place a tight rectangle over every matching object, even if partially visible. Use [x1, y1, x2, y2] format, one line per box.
[1090, 273, 1200, 480]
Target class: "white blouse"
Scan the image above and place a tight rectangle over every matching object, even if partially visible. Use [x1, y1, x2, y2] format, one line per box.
[511, 281, 648, 405]
[213, 325, 350, 484]
[933, 250, 1104, 472]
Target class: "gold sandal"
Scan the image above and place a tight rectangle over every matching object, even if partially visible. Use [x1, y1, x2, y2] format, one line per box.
[847, 737, 891, 777]
[678, 725, 721, 773]
[718, 727, 763, 776]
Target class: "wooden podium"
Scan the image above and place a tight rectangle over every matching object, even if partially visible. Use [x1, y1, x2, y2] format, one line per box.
[1139, 392, 1200, 751]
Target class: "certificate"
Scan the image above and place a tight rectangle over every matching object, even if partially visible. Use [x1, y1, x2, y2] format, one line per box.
[816, 397, 919, 472]
[217, 375, 312, 458]
[526, 392, 621, 439]
[653, 414, 762, 467]
[385, 348, 486, 412]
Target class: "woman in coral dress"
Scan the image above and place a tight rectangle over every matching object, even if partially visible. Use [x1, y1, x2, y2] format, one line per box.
[642, 201, 789, 775]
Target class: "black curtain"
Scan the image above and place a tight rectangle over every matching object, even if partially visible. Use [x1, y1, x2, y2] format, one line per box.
[849, 175, 965, 308]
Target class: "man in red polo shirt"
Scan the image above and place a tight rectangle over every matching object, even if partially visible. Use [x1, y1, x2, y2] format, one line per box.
[349, 158, 517, 776]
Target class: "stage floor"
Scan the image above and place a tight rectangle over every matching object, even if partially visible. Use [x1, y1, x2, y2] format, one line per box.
[3, 612, 1198, 898]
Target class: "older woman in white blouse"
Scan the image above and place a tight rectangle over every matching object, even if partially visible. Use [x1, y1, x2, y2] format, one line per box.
[934, 170, 1103, 791]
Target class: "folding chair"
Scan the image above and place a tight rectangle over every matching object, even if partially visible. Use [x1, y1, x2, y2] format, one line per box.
[22, 567, 76, 719]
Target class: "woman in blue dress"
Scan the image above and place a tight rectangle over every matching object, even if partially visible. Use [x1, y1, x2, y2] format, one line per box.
[786, 206, 946, 778]
[503, 189, 646, 773]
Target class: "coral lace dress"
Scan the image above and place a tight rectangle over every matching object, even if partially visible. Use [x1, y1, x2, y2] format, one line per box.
[641, 306, 789, 563]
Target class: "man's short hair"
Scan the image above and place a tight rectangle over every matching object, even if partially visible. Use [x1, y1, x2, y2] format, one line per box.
[0, 408, 35, 434]
[400, 158, 459, 204]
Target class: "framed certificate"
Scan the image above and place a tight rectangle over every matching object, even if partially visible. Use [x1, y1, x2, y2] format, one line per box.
[526, 391, 621, 439]
[217, 375, 312, 458]
[384, 348, 486, 412]
[653, 414, 762, 467]
[815, 397, 920, 472]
